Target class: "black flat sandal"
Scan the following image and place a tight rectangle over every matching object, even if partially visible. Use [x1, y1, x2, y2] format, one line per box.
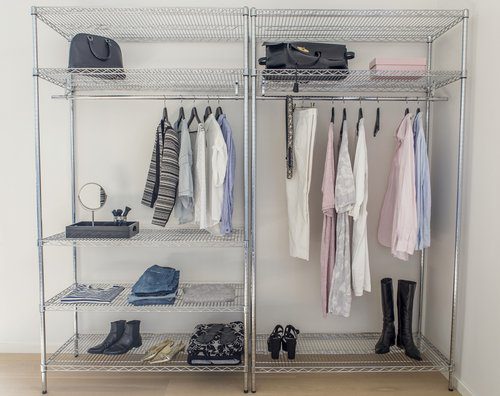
[267, 325, 284, 359]
[282, 325, 300, 359]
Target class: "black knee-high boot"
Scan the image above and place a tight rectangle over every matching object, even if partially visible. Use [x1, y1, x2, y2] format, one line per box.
[397, 280, 422, 361]
[375, 278, 396, 354]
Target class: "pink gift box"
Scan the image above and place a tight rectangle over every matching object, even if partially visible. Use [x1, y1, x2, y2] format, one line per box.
[369, 58, 427, 71]
[369, 58, 427, 79]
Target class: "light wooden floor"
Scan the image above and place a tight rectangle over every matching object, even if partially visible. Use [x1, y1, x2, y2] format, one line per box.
[0, 354, 460, 396]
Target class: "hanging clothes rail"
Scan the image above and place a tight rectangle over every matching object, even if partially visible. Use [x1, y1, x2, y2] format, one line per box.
[51, 94, 246, 101]
[52, 94, 448, 102]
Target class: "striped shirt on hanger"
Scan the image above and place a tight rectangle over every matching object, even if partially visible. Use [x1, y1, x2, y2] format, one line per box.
[142, 116, 180, 226]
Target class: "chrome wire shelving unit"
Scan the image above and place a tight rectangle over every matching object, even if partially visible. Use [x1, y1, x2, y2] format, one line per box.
[32, 6, 250, 394]
[42, 228, 245, 248]
[249, 7, 468, 393]
[46, 282, 245, 313]
[47, 333, 244, 372]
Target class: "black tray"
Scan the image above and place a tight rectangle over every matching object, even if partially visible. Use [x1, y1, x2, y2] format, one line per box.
[65, 221, 139, 239]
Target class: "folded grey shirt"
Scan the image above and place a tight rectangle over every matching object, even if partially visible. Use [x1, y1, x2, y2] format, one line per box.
[182, 284, 235, 304]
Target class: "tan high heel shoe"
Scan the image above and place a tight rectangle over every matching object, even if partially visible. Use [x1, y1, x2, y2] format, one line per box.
[150, 341, 186, 364]
[141, 339, 174, 363]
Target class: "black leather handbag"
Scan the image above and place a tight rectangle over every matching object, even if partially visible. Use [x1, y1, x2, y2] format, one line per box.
[259, 42, 355, 70]
[69, 33, 125, 79]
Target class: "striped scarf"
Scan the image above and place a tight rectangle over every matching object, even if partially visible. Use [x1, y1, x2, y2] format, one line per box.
[142, 117, 180, 226]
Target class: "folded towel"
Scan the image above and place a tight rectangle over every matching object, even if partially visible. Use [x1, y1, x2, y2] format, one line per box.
[182, 284, 235, 304]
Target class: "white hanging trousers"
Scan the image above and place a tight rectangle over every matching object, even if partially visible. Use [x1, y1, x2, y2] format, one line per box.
[286, 108, 318, 260]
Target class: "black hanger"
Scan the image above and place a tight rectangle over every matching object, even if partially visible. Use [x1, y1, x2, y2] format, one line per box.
[187, 106, 201, 130]
[416, 107, 421, 114]
[215, 106, 224, 120]
[356, 107, 363, 135]
[340, 108, 347, 138]
[373, 107, 381, 137]
[405, 107, 410, 115]
[330, 107, 335, 124]
[176, 106, 185, 127]
[204, 105, 212, 122]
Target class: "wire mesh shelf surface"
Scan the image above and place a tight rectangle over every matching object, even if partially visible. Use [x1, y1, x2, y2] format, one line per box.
[42, 227, 245, 247]
[47, 333, 245, 372]
[258, 69, 461, 94]
[254, 9, 465, 42]
[34, 7, 246, 42]
[36, 68, 244, 93]
[255, 333, 449, 373]
[45, 282, 244, 313]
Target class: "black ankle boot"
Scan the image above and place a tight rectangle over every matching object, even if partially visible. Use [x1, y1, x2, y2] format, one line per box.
[88, 320, 126, 354]
[375, 278, 396, 354]
[397, 280, 422, 361]
[103, 320, 142, 355]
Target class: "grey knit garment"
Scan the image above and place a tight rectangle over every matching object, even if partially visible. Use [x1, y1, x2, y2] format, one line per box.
[182, 284, 235, 304]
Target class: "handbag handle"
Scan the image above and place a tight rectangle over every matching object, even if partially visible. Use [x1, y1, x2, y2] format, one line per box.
[87, 35, 112, 61]
[288, 44, 322, 67]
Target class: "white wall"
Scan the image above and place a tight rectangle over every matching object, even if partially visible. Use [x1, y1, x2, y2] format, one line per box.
[0, 0, 499, 395]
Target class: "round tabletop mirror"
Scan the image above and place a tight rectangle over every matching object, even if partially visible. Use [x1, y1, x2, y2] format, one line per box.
[78, 182, 107, 211]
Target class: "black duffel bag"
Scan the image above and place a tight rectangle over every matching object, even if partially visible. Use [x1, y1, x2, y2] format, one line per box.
[259, 42, 355, 91]
[69, 33, 125, 79]
[259, 42, 355, 70]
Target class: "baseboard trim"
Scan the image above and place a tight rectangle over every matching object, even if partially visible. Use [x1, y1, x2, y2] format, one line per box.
[441, 371, 474, 396]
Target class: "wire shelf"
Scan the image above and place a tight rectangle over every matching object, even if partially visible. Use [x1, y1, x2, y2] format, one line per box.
[258, 69, 461, 94]
[36, 68, 243, 94]
[47, 333, 244, 372]
[42, 227, 245, 248]
[255, 333, 449, 373]
[34, 7, 246, 42]
[254, 9, 465, 42]
[45, 282, 244, 313]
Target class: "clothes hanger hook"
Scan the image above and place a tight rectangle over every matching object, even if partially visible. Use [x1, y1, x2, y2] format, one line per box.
[342, 96, 345, 105]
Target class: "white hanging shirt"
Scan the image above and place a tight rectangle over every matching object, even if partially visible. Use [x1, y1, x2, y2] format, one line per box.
[204, 114, 228, 234]
[193, 122, 208, 228]
[349, 118, 371, 296]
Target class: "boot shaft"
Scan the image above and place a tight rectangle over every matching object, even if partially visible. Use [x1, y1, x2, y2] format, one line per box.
[123, 320, 141, 340]
[110, 320, 126, 336]
[397, 280, 416, 332]
[380, 278, 395, 323]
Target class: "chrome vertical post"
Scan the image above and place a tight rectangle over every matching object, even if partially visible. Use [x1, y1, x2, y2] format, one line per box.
[32, 7, 48, 394]
[69, 96, 79, 357]
[448, 9, 468, 391]
[417, 36, 433, 344]
[242, 6, 250, 393]
[250, 7, 257, 393]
